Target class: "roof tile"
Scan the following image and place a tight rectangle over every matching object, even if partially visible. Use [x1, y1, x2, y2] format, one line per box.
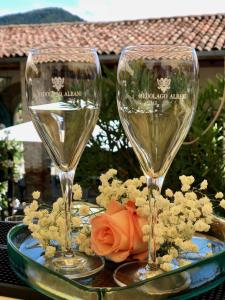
[0, 13, 224, 58]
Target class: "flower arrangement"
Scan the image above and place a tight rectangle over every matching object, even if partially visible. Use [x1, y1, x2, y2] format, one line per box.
[23, 169, 225, 272]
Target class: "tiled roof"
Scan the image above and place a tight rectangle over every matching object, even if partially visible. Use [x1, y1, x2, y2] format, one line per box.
[0, 13, 224, 58]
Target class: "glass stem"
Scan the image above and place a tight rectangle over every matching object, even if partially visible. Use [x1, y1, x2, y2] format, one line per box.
[59, 170, 75, 255]
[146, 175, 164, 270]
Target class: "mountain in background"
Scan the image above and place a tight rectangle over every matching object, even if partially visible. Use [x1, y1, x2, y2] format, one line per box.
[0, 7, 84, 25]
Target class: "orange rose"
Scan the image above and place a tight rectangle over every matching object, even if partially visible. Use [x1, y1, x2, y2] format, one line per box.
[90, 200, 148, 262]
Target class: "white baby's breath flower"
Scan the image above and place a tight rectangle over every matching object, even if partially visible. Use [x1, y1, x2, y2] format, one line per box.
[200, 179, 208, 190]
[170, 215, 179, 224]
[38, 209, 49, 218]
[205, 216, 213, 224]
[156, 235, 165, 245]
[199, 196, 210, 205]
[219, 199, 225, 209]
[28, 223, 39, 232]
[140, 176, 146, 184]
[201, 203, 213, 216]
[72, 216, 82, 227]
[100, 169, 117, 185]
[30, 200, 38, 211]
[49, 226, 58, 232]
[174, 238, 183, 247]
[160, 263, 172, 272]
[137, 205, 149, 217]
[181, 184, 191, 192]
[180, 241, 199, 252]
[170, 205, 182, 216]
[79, 238, 91, 253]
[72, 184, 82, 200]
[166, 227, 179, 238]
[135, 197, 147, 207]
[56, 217, 66, 228]
[165, 189, 173, 198]
[81, 224, 91, 235]
[32, 191, 40, 200]
[38, 217, 49, 227]
[187, 176, 195, 185]
[179, 175, 195, 186]
[56, 197, 64, 206]
[32, 232, 42, 241]
[194, 219, 210, 232]
[45, 246, 56, 258]
[178, 259, 191, 267]
[79, 205, 90, 216]
[161, 254, 173, 263]
[156, 196, 170, 210]
[174, 191, 184, 204]
[107, 168, 117, 177]
[52, 202, 60, 212]
[85, 246, 94, 256]
[185, 192, 197, 201]
[215, 192, 224, 199]
[142, 224, 150, 235]
[75, 232, 87, 245]
[179, 175, 187, 185]
[169, 247, 178, 258]
[23, 216, 31, 225]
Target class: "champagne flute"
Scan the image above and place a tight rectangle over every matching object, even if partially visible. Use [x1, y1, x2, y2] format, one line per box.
[25, 47, 104, 279]
[114, 45, 199, 285]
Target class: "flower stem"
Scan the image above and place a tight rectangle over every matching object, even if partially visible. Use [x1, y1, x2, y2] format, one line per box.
[59, 170, 75, 255]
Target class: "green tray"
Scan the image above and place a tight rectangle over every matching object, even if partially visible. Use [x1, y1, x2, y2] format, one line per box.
[7, 216, 225, 300]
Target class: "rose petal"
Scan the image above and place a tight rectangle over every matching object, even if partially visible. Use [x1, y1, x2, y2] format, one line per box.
[125, 200, 136, 212]
[132, 250, 148, 260]
[110, 210, 132, 250]
[106, 199, 124, 215]
[91, 214, 129, 256]
[90, 200, 148, 263]
[107, 250, 130, 262]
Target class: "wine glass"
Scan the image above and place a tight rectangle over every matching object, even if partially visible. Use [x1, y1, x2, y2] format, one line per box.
[25, 47, 104, 279]
[114, 45, 199, 285]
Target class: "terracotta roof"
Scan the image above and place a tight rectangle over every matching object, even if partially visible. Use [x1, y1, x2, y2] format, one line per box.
[0, 13, 224, 58]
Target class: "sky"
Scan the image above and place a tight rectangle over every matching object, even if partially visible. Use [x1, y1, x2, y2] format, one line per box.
[0, 0, 224, 21]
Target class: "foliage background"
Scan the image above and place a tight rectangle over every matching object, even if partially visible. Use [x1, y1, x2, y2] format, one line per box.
[0, 138, 22, 218]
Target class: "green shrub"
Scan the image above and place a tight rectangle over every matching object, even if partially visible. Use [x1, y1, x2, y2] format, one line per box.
[165, 74, 225, 193]
[0, 137, 22, 217]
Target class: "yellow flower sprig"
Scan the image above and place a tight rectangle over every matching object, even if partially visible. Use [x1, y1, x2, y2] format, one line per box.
[23, 184, 100, 258]
[23, 169, 225, 270]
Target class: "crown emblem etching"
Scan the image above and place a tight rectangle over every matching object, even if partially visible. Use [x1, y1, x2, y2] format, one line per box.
[52, 77, 64, 92]
[157, 78, 171, 93]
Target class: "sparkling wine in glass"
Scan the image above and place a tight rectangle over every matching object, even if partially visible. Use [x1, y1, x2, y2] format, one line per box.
[114, 45, 199, 286]
[25, 47, 104, 279]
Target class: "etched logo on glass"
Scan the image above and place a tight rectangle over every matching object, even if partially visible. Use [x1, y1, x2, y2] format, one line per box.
[157, 78, 171, 93]
[137, 77, 187, 101]
[39, 77, 81, 99]
[52, 77, 64, 92]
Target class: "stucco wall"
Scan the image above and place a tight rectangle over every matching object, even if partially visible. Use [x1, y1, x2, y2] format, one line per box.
[199, 65, 224, 88]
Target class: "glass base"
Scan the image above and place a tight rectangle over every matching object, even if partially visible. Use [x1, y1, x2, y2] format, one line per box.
[39, 251, 104, 279]
[113, 261, 190, 295]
